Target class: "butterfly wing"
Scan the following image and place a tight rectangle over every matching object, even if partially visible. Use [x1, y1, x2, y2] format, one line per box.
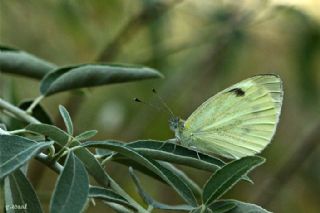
[181, 74, 283, 159]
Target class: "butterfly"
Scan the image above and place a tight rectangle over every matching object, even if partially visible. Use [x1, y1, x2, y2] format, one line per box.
[169, 74, 283, 159]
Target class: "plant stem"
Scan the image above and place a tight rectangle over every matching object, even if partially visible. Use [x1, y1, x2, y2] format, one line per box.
[147, 205, 154, 212]
[1, 98, 147, 212]
[0, 98, 40, 124]
[108, 175, 148, 213]
[35, 153, 63, 174]
[0, 128, 10, 135]
[101, 153, 115, 166]
[8, 129, 30, 134]
[26, 95, 44, 114]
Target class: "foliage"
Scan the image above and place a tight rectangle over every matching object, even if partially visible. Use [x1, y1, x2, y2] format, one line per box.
[0, 46, 271, 213]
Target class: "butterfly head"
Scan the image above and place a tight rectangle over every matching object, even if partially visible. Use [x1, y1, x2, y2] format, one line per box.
[169, 117, 184, 132]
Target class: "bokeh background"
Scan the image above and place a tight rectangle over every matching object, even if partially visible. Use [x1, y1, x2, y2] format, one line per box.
[1, 0, 319, 212]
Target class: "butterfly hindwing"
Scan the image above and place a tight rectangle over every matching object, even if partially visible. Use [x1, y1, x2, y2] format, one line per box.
[181, 75, 283, 159]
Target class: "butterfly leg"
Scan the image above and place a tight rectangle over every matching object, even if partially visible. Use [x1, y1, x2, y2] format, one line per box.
[196, 151, 201, 160]
[190, 146, 201, 160]
[172, 142, 177, 153]
[158, 138, 178, 152]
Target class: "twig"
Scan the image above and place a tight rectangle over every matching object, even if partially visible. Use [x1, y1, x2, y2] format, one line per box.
[253, 122, 320, 207]
[26, 95, 44, 114]
[1, 98, 148, 212]
[108, 175, 149, 213]
[0, 98, 41, 124]
[35, 153, 63, 174]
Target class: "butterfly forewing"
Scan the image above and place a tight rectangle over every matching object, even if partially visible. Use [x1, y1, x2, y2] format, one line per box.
[182, 75, 283, 159]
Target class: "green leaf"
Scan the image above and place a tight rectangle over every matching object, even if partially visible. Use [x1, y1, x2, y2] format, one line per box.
[111, 153, 203, 192]
[203, 156, 265, 206]
[58, 105, 73, 135]
[127, 140, 225, 171]
[89, 186, 136, 211]
[26, 124, 109, 187]
[209, 201, 236, 213]
[98, 140, 225, 185]
[128, 167, 155, 205]
[50, 152, 89, 213]
[82, 140, 198, 207]
[160, 162, 202, 199]
[112, 157, 166, 184]
[0, 45, 56, 79]
[122, 141, 261, 186]
[40, 64, 164, 96]
[104, 203, 134, 213]
[209, 200, 271, 213]
[129, 167, 193, 212]
[75, 130, 98, 141]
[190, 206, 213, 213]
[26, 124, 69, 145]
[19, 100, 53, 124]
[4, 169, 43, 213]
[0, 135, 53, 179]
[73, 147, 110, 187]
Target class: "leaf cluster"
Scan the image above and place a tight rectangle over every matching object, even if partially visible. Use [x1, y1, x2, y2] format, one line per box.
[0, 46, 270, 213]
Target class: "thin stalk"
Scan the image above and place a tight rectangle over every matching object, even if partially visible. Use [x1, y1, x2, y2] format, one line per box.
[26, 95, 44, 114]
[8, 129, 33, 135]
[147, 205, 154, 212]
[108, 175, 148, 213]
[101, 153, 116, 166]
[48, 145, 55, 158]
[35, 153, 63, 174]
[0, 98, 40, 124]
[52, 147, 69, 162]
[0, 128, 10, 135]
[1, 98, 147, 212]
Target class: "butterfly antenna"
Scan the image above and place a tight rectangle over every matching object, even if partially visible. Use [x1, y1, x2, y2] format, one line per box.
[133, 98, 162, 112]
[152, 88, 175, 118]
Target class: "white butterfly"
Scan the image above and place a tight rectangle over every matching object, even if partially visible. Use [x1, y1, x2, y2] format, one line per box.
[169, 74, 283, 159]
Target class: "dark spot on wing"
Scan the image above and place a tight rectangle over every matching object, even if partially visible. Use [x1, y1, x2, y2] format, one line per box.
[228, 88, 245, 97]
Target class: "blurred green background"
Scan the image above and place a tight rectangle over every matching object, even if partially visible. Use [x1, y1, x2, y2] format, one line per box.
[1, 0, 319, 212]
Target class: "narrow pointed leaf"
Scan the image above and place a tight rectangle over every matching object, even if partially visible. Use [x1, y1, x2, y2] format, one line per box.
[26, 124, 109, 187]
[0, 46, 56, 79]
[129, 167, 193, 211]
[104, 202, 134, 213]
[89, 186, 136, 211]
[50, 152, 89, 213]
[0, 135, 53, 179]
[40, 64, 164, 96]
[73, 147, 110, 187]
[58, 105, 73, 135]
[4, 169, 43, 213]
[75, 130, 98, 141]
[190, 206, 213, 213]
[160, 162, 202, 199]
[203, 156, 265, 205]
[126, 141, 252, 183]
[26, 124, 69, 144]
[209, 201, 236, 213]
[209, 200, 271, 213]
[129, 167, 154, 205]
[127, 140, 225, 171]
[113, 157, 165, 183]
[82, 141, 198, 206]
